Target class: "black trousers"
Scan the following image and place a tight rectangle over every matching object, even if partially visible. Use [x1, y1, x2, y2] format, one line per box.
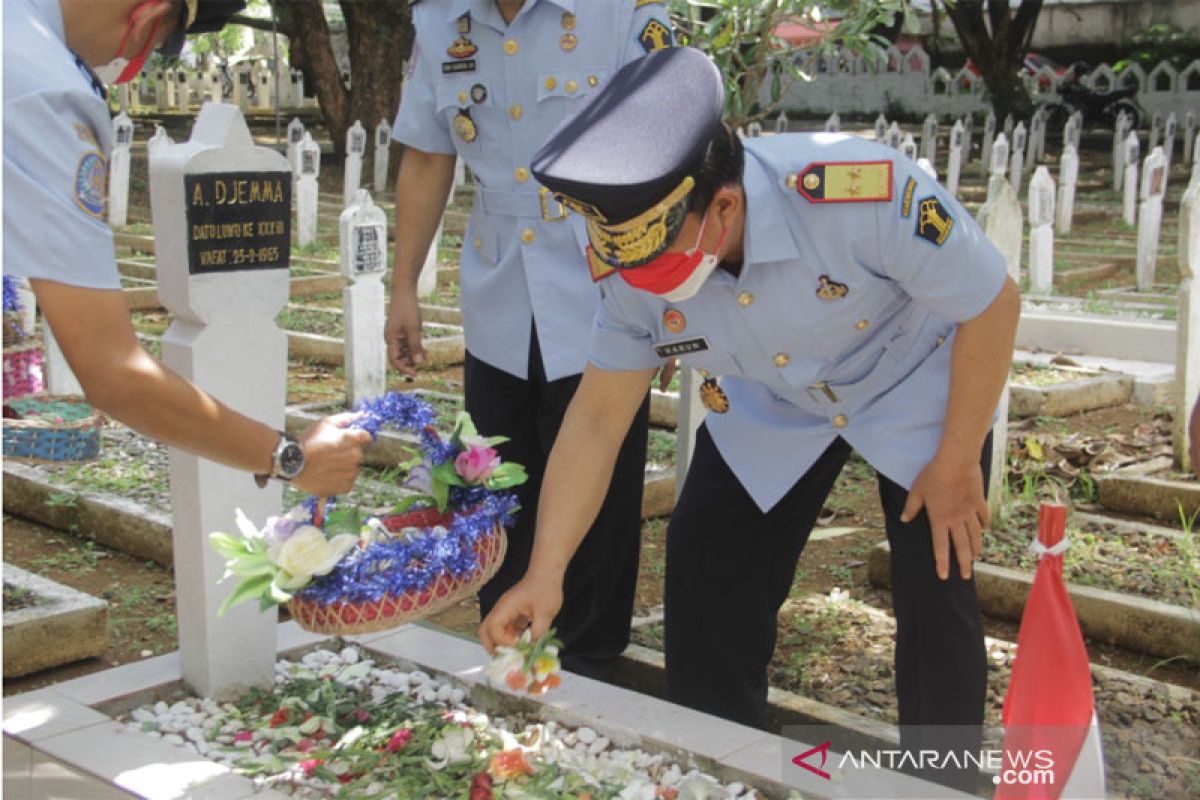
[664, 426, 989, 792]
[465, 329, 649, 680]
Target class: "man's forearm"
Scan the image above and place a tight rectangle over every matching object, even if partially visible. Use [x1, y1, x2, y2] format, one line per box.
[392, 148, 457, 294]
[937, 278, 1022, 465]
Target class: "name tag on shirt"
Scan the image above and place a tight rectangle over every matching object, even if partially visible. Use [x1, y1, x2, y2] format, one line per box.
[655, 337, 709, 358]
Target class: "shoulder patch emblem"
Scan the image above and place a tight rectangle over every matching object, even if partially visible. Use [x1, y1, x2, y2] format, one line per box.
[639, 19, 673, 53]
[793, 161, 892, 203]
[74, 151, 107, 218]
[915, 196, 954, 246]
[900, 177, 917, 218]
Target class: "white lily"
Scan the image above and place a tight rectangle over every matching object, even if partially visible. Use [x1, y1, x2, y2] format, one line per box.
[426, 725, 474, 770]
[483, 647, 527, 690]
[268, 526, 357, 589]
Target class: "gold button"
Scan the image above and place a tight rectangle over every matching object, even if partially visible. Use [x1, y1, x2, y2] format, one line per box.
[833, 414, 848, 429]
[504, 39, 519, 55]
[510, 104, 523, 121]
[773, 352, 790, 368]
[521, 228, 536, 244]
[737, 291, 755, 308]
[565, 80, 578, 94]
[937, 336, 946, 347]
[544, 76, 557, 91]
[856, 319, 869, 330]
[473, 237, 482, 250]
[785, 174, 798, 189]
[458, 91, 468, 104]
[588, 75, 599, 87]
[514, 167, 529, 183]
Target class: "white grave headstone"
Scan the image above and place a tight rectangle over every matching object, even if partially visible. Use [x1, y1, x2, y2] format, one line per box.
[151, 103, 292, 697]
[983, 132, 1010, 207]
[1003, 113, 1014, 141]
[154, 69, 170, 110]
[1123, 131, 1140, 226]
[206, 67, 222, 103]
[374, 119, 392, 194]
[1175, 183, 1200, 472]
[947, 120, 965, 196]
[148, 125, 174, 166]
[1069, 110, 1083, 151]
[962, 115, 974, 166]
[886, 122, 902, 150]
[900, 133, 918, 162]
[980, 111, 997, 174]
[416, 217, 444, 300]
[1186, 110, 1197, 166]
[1192, 135, 1200, 191]
[916, 157, 937, 180]
[921, 113, 938, 163]
[109, 113, 134, 227]
[290, 70, 305, 108]
[1113, 111, 1130, 192]
[340, 190, 388, 406]
[343, 120, 366, 207]
[1136, 146, 1168, 291]
[775, 111, 788, 134]
[287, 118, 305, 182]
[1009, 122, 1027, 195]
[1056, 143, 1079, 236]
[40, 321, 83, 396]
[873, 113, 887, 143]
[1150, 111, 1163, 152]
[1028, 166, 1056, 293]
[233, 66, 251, 110]
[823, 113, 840, 134]
[747, 121, 764, 138]
[1164, 112, 1178, 167]
[1026, 111, 1041, 172]
[297, 132, 321, 247]
[174, 69, 190, 112]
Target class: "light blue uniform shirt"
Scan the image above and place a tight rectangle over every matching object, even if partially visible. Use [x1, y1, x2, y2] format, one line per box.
[4, 0, 119, 290]
[590, 134, 1009, 512]
[393, 0, 673, 381]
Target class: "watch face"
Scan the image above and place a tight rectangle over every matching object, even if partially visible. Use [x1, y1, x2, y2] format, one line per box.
[278, 441, 306, 479]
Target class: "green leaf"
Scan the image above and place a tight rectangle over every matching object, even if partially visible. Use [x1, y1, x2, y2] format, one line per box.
[324, 505, 362, 536]
[218, 573, 273, 616]
[431, 479, 450, 514]
[485, 463, 528, 490]
[389, 494, 432, 515]
[209, 532, 251, 560]
[226, 557, 278, 578]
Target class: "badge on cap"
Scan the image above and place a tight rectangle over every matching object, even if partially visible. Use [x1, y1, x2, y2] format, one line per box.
[639, 19, 673, 53]
[453, 109, 478, 143]
[793, 161, 893, 203]
[915, 196, 954, 246]
[816, 275, 849, 300]
[663, 309, 686, 334]
[74, 151, 107, 218]
[700, 375, 729, 414]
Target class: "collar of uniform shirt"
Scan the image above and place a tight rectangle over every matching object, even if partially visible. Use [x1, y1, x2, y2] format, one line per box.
[741, 144, 804, 268]
[29, 0, 67, 42]
[445, 0, 575, 24]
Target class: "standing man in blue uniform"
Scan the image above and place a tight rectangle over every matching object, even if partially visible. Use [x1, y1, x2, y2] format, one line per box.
[4, 0, 370, 497]
[480, 48, 1021, 791]
[386, 0, 674, 680]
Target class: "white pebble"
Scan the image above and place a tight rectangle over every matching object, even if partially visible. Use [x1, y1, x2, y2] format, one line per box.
[131, 709, 155, 723]
[339, 647, 360, 664]
[576, 727, 597, 745]
[436, 684, 453, 701]
[154, 701, 169, 715]
[409, 670, 430, 685]
[589, 736, 610, 755]
[169, 701, 192, 716]
[162, 733, 185, 747]
[185, 727, 206, 744]
[450, 688, 465, 705]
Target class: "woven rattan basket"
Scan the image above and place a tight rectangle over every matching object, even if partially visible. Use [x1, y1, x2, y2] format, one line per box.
[287, 509, 507, 635]
[3, 394, 104, 464]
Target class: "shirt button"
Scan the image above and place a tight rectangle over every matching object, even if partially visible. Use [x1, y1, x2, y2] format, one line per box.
[509, 104, 523, 121]
[504, 38, 519, 55]
[544, 76, 557, 91]
[588, 75, 599, 87]
[937, 336, 946, 347]
[833, 414, 848, 429]
[473, 237, 482, 250]
[458, 90, 468, 104]
[773, 352, 790, 368]
[514, 167, 529, 183]
[856, 319, 869, 330]
[737, 291, 755, 307]
[521, 228, 536, 244]
[565, 79, 578, 94]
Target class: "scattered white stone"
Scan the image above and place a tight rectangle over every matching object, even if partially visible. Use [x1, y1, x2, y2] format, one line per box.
[131, 708, 155, 723]
[576, 726, 597, 745]
[162, 733, 185, 747]
[339, 646, 360, 664]
[154, 701, 169, 715]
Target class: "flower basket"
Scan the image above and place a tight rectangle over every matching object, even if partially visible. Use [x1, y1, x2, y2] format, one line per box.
[3, 339, 45, 399]
[2, 394, 104, 464]
[286, 511, 507, 635]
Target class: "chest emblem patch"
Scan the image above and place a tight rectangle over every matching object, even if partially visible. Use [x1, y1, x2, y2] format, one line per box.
[816, 275, 849, 300]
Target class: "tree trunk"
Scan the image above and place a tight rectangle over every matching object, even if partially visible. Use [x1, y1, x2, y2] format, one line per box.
[940, 0, 1043, 122]
[271, 0, 411, 173]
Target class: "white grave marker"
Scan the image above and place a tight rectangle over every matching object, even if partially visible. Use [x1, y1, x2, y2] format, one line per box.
[1056, 143, 1079, 236]
[151, 103, 293, 697]
[291, 70, 305, 107]
[1164, 112, 1178, 167]
[1026, 110, 1041, 172]
[1123, 131, 1140, 226]
[374, 119, 392, 194]
[1028, 166, 1056, 293]
[921, 113, 938, 164]
[947, 120, 964, 196]
[1003, 113, 1014, 141]
[40, 322, 83, 396]
[873, 113, 887, 142]
[984, 132, 1010, 207]
[1175, 183, 1200, 472]
[1069, 110, 1083, 151]
[1150, 111, 1163, 152]
[1136, 147, 1167, 291]
[343, 120, 366, 207]
[108, 113, 134, 227]
[747, 121, 764, 138]
[1009, 122, 1027, 195]
[962, 115, 974, 165]
[886, 121, 902, 150]
[980, 111, 996, 174]
[340, 190, 388, 406]
[1186, 110, 1197, 166]
[900, 133, 918, 161]
[174, 69, 190, 112]
[1113, 111, 1130, 192]
[205, 67, 222, 103]
[148, 125, 174, 166]
[287, 117, 305, 182]
[775, 111, 788, 134]
[154, 69, 170, 110]
[823, 113, 840, 134]
[297, 132, 321, 246]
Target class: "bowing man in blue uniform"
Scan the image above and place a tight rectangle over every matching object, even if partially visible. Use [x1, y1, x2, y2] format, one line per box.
[387, 0, 675, 680]
[480, 47, 1021, 792]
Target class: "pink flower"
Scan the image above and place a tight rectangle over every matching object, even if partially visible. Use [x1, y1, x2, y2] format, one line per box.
[298, 758, 323, 776]
[385, 728, 413, 752]
[233, 731, 253, 743]
[354, 709, 370, 723]
[455, 444, 500, 483]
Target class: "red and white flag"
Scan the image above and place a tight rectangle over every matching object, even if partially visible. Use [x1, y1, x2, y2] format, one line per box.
[996, 504, 1105, 800]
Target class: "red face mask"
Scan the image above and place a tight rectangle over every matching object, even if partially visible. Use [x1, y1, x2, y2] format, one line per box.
[609, 212, 728, 302]
[112, 0, 166, 84]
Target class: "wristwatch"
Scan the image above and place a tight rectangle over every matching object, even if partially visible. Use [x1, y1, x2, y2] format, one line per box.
[254, 432, 306, 488]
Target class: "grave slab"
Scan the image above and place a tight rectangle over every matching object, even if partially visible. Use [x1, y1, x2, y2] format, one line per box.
[1097, 469, 1200, 520]
[3, 564, 108, 678]
[1008, 373, 1133, 417]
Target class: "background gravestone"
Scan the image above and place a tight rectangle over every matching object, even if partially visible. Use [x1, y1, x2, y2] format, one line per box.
[775, 111, 788, 134]
[962, 114, 974, 167]
[287, 117, 305, 185]
[1026, 109, 1041, 173]
[823, 113, 840, 134]
[1112, 111, 1130, 192]
[150, 102, 292, 698]
[340, 190, 388, 406]
[900, 133, 918, 161]
[921, 113, 937, 163]
[1185, 110, 1197, 166]
[1009, 122, 1027, 196]
[1150, 111, 1163, 152]
[980, 111, 996, 175]
[873, 113, 887, 143]
[946, 120, 964, 196]
[1164, 112, 1178, 167]
[344, 121, 367, 208]
[886, 121, 902, 150]
[1136, 147, 1167, 291]
[1028, 166, 1056, 293]
[1175, 183, 1200, 472]
[1056, 143, 1079, 236]
[297, 132, 320, 247]
[1123, 131, 1140, 226]
[374, 119, 392, 194]
[109, 113, 134, 228]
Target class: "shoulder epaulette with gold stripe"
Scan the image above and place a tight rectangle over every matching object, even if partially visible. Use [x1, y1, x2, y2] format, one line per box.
[787, 161, 893, 203]
[587, 248, 619, 283]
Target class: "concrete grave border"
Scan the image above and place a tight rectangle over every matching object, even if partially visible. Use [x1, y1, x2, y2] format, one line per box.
[3, 564, 108, 679]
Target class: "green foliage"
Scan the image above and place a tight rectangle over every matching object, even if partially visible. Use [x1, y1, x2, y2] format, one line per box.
[668, 0, 916, 127]
[1115, 24, 1200, 73]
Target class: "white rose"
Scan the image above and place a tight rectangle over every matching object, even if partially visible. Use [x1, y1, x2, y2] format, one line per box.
[268, 527, 356, 588]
